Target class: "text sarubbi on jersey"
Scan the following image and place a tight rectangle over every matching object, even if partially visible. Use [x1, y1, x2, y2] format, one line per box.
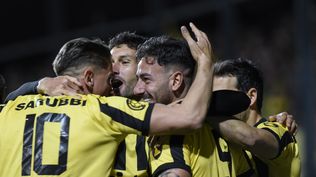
[15, 98, 87, 111]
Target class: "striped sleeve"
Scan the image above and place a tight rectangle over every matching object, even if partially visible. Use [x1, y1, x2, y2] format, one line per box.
[251, 119, 301, 177]
[97, 96, 154, 136]
[255, 120, 295, 159]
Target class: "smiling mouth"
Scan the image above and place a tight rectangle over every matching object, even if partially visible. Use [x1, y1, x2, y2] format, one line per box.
[110, 78, 123, 89]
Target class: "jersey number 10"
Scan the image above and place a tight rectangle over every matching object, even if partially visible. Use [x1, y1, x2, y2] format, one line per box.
[22, 113, 70, 176]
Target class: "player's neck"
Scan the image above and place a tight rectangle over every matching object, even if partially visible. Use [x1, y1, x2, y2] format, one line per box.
[246, 109, 262, 126]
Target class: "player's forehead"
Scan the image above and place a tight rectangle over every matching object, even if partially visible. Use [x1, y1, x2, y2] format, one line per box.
[213, 75, 238, 91]
[136, 57, 164, 76]
[110, 44, 136, 60]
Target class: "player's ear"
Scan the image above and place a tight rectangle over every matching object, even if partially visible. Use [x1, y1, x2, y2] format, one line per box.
[170, 71, 183, 91]
[247, 88, 257, 109]
[83, 68, 94, 92]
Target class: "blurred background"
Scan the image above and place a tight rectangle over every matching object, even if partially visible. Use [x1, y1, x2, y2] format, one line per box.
[0, 0, 315, 176]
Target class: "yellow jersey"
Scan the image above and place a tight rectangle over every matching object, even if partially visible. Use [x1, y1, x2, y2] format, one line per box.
[149, 125, 255, 177]
[0, 94, 154, 177]
[248, 118, 301, 177]
[110, 134, 150, 177]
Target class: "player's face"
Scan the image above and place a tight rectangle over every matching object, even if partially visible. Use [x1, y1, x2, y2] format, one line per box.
[92, 65, 113, 96]
[213, 75, 249, 120]
[134, 57, 173, 104]
[111, 44, 138, 98]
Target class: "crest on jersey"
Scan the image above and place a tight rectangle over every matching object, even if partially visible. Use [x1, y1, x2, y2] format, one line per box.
[149, 136, 163, 159]
[263, 122, 279, 128]
[152, 143, 162, 159]
[126, 99, 146, 111]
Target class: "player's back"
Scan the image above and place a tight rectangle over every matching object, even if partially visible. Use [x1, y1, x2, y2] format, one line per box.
[0, 94, 152, 177]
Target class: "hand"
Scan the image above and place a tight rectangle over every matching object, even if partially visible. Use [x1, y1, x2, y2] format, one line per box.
[268, 112, 298, 135]
[181, 22, 215, 65]
[37, 76, 84, 97]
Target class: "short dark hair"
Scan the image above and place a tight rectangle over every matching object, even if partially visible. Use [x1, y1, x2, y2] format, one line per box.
[108, 31, 147, 50]
[53, 37, 111, 76]
[136, 36, 196, 78]
[214, 58, 264, 113]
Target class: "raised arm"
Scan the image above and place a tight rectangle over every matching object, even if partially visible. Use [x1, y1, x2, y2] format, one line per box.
[149, 23, 214, 135]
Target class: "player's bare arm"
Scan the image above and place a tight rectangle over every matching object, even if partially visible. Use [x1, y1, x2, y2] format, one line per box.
[209, 116, 279, 159]
[149, 23, 214, 135]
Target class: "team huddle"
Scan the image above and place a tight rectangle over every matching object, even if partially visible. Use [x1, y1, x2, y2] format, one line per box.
[0, 23, 300, 177]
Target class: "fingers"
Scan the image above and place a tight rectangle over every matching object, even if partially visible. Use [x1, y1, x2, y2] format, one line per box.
[276, 112, 293, 131]
[275, 112, 287, 124]
[286, 114, 298, 135]
[38, 76, 84, 96]
[272, 112, 298, 135]
[290, 120, 298, 135]
[268, 115, 277, 122]
[181, 22, 213, 63]
[189, 22, 208, 48]
[37, 77, 52, 94]
[63, 75, 83, 88]
[181, 26, 198, 49]
[285, 114, 293, 129]
[59, 88, 82, 99]
[288, 122, 297, 135]
[189, 22, 204, 42]
[188, 22, 214, 62]
[53, 78, 83, 96]
[181, 25, 203, 60]
[57, 76, 83, 94]
[60, 85, 81, 96]
[189, 22, 210, 48]
[63, 77, 84, 94]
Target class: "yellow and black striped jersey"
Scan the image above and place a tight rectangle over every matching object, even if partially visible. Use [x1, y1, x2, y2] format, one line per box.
[0, 94, 154, 177]
[149, 124, 255, 177]
[247, 118, 301, 177]
[0, 104, 4, 112]
[111, 134, 150, 177]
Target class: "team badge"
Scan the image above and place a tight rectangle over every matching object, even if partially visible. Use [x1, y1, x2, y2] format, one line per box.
[263, 121, 279, 128]
[149, 136, 163, 159]
[126, 99, 146, 111]
[152, 143, 163, 159]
